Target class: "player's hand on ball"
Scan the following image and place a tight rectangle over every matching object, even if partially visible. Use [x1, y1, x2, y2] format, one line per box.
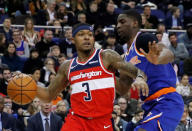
[132, 77, 149, 97]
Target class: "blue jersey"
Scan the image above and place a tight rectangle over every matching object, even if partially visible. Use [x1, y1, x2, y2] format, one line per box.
[124, 34, 177, 100]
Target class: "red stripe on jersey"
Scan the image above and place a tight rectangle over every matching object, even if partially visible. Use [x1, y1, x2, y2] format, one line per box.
[67, 59, 74, 80]
[69, 66, 112, 84]
[99, 49, 114, 74]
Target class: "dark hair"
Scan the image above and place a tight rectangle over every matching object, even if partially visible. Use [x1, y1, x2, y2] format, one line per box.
[135, 108, 143, 115]
[2, 67, 10, 73]
[168, 32, 177, 38]
[181, 74, 188, 79]
[31, 67, 41, 74]
[58, 53, 66, 59]
[170, 6, 179, 14]
[122, 9, 142, 28]
[156, 31, 163, 35]
[4, 42, 17, 56]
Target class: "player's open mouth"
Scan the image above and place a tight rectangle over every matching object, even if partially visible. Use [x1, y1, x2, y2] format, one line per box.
[83, 42, 91, 46]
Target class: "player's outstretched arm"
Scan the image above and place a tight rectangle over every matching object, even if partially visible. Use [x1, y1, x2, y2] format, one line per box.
[37, 60, 70, 102]
[140, 41, 174, 65]
[101, 49, 148, 96]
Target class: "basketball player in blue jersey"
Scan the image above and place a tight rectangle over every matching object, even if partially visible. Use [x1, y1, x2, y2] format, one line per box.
[117, 9, 184, 131]
[35, 23, 149, 131]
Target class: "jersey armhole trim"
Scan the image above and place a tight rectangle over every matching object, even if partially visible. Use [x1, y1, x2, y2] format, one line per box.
[67, 58, 74, 81]
[99, 49, 114, 75]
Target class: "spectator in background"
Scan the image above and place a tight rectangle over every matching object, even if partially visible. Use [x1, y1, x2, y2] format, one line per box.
[55, 100, 69, 122]
[22, 17, 41, 48]
[76, 12, 87, 24]
[0, 18, 13, 45]
[46, 72, 56, 87]
[101, 33, 124, 55]
[35, 29, 57, 59]
[0, 67, 11, 95]
[23, 97, 41, 127]
[100, 1, 118, 27]
[141, 13, 152, 29]
[0, 95, 17, 130]
[28, 0, 46, 16]
[48, 45, 61, 68]
[3, 96, 13, 115]
[157, 23, 170, 47]
[155, 31, 163, 42]
[52, 19, 62, 37]
[176, 74, 192, 98]
[126, 109, 144, 131]
[113, 104, 128, 131]
[26, 101, 63, 131]
[56, 2, 75, 26]
[168, 33, 189, 64]
[0, 33, 6, 56]
[86, 1, 101, 25]
[12, 29, 30, 58]
[71, 0, 87, 14]
[176, 105, 192, 131]
[112, 111, 121, 131]
[165, 6, 182, 29]
[183, 56, 192, 76]
[178, 23, 192, 54]
[31, 67, 45, 87]
[40, 57, 56, 85]
[143, 5, 159, 29]
[59, 28, 76, 58]
[46, 1, 57, 25]
[22, 48, 43, 74]
[117, 97, 130, 122]
[1, 43, 24, 71]
[58, 53, 66, 65]
[121, 0, 136, 9]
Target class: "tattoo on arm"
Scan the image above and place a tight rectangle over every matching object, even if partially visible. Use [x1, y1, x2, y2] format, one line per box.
[102, 49, 146, 80]
[47, 60, 70, 100]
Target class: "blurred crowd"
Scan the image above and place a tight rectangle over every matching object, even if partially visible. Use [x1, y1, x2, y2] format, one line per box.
[0, 0, 192, 131]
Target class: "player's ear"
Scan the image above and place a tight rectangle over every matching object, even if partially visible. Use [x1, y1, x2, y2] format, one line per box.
[71, 37, 75, 45]
[133, 20, 138, 28]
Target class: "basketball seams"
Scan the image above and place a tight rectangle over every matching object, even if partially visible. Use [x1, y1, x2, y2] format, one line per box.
[7, 89, 37, 91]
[7, 74, 37, 105]
[11, 93, 33, 105]
[12, 76, 34, 87]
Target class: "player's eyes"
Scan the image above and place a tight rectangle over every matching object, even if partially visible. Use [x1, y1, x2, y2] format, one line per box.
[88, 33, 93, 37]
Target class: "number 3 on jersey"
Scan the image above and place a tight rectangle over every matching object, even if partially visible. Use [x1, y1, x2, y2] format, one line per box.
[82, 83, 92, 101]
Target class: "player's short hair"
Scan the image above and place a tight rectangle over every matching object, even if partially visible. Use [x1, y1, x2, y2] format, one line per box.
[136, 32, 158, 53]
[122, 9, 142, 28]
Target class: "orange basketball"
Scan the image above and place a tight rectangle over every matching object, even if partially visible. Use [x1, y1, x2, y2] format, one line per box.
[7, 74, 37, 105]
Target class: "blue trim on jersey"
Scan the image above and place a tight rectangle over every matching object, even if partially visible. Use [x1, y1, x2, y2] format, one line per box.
[124, 40, 177, 101]
[70, 49, 101, 72]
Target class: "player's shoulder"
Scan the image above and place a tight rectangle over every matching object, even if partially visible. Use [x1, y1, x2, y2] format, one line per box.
[100, 49, 120, 58]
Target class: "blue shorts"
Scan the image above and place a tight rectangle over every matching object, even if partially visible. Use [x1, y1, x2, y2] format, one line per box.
[134, 92, 184, 131]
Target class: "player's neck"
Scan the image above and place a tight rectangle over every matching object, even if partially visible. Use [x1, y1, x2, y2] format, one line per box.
[77, 48, 95, 62]
[127, 31, 139, 49]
